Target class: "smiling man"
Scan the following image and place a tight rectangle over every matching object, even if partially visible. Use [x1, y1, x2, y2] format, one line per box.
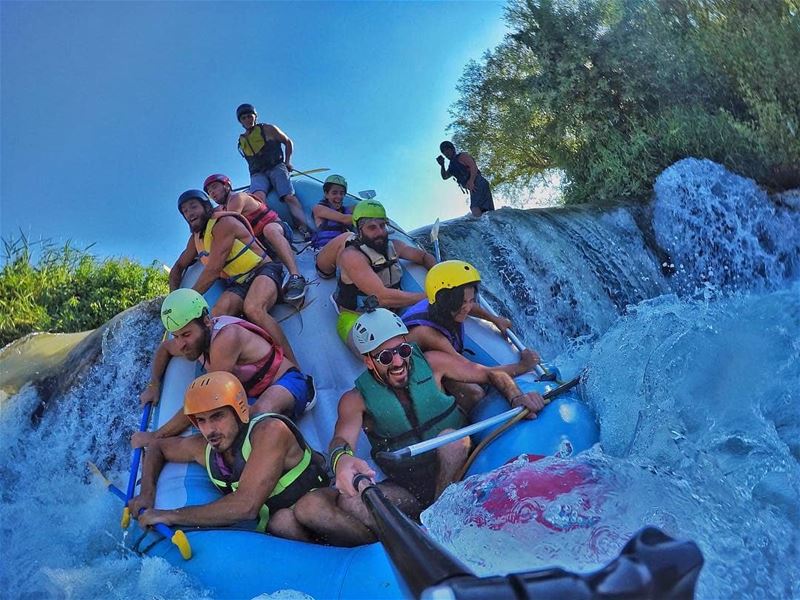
[334, 199, 436, 349]
[203, 173, 306, 302]
[168, 188, 299, 367]
[291, 308, 546, 546]
[130, 372, 328, 540]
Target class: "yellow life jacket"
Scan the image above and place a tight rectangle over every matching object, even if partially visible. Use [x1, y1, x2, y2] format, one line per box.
[237, 124, 284, 175]
[194, 213, 267, 284]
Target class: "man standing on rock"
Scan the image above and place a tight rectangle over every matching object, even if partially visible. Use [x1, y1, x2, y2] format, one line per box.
[436, 140, 495, 217]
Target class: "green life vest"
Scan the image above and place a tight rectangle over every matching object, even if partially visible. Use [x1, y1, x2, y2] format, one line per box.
[204, 413, 329, 532]
[355, 344, 467, 462]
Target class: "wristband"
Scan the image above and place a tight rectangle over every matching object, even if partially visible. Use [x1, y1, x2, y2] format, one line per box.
[330, 444, 353, 473]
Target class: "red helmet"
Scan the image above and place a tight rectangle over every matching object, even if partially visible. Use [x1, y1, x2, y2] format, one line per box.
[203, 173, 232, 193]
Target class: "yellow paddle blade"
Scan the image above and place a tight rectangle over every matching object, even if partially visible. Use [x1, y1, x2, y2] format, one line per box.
[171, 529, 193, 560]
[121, 507, 131, 529]
[87, 461, 111, 487]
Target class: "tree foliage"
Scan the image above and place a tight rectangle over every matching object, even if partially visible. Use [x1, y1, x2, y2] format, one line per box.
[0, 235, 169, 347]
[450, 0, 800, 204]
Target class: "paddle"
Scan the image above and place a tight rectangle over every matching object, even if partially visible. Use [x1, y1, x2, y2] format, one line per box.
[353, 474, 474, 598]
[289, 167, 330, 178]
[121, 402, 152, 529]
[354, 474, 703, 599]
[87, 462, 192, 560]
[377, 376, 580, 463]
[429, 218, 550, 379]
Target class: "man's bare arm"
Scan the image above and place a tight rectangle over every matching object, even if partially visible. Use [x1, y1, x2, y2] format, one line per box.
[458, 153, 479, 191]
[269, 124, 293, 168]
[393, 239, 436, 270]
[139, 340, 180, 406]
[128, 434, 205, 516]
[169, 237, 199, 291]
[330, 389, 375, 497]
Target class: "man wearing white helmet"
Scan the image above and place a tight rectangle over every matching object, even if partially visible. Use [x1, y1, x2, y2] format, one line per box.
[291, 308, 546, 546]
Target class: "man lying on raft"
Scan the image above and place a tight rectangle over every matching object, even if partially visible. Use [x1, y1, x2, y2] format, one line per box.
[291, 308, 545, 546]
[169, 188, 299, 366]
[130, 372, 329, 541]
[203, 173, 306, 302]
[134, 289, 314, 448]
[403, 260, 540, 403]
[332, 200, 436, 350]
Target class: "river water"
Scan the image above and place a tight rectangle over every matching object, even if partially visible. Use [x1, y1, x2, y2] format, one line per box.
[1, 159, 797, 599]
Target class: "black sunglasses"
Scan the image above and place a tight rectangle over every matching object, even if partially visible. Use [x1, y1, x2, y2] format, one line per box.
[371, 342, 413, 366]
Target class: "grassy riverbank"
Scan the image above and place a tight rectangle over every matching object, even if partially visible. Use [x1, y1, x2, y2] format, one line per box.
[0, 235, 168, 347]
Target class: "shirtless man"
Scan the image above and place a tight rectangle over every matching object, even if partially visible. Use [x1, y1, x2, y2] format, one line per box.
[134, 289, 314, 448]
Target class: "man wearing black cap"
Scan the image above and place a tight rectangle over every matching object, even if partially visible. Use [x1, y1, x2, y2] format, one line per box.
[236, 103, 310, 238]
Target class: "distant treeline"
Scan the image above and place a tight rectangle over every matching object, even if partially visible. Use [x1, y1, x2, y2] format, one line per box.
[451, 0, 800, 204]
[0, 235, 169, 347]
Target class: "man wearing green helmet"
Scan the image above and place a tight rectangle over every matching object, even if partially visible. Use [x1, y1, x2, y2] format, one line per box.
[236, 103, 311, 238]
[334, 199, 436, 349]
[168, 188, 299, 367]
[292, 308, 545, 546]
[134, 289, 315, 448]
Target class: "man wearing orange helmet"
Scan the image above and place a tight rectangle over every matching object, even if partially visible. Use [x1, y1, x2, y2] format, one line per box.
[131, 372, 329, 540]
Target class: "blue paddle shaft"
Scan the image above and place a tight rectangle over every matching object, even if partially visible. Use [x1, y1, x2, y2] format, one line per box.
[125, 403, 152, 501]
[107, 481, 175, 540]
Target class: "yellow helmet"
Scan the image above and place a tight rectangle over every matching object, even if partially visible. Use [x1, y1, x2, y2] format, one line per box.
[425, 260, 481, 304]
[184, 372, 249, 427]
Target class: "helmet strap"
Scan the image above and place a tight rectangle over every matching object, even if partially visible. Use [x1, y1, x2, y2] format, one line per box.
[201, 319, 212, 363]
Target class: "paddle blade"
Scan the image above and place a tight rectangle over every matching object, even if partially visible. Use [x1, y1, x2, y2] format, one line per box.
[87, 461, 111, 488]
[121, 507, 131, 529]
[430, 218, 440, 243]
[171, 529, 192, 560]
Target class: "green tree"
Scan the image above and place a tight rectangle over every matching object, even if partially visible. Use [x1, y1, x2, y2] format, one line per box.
[0, 235, 169, 346]
[450, 0, 799, 204]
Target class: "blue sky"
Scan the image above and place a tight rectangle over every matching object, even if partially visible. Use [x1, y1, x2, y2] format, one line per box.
[1, 1, 508, 265]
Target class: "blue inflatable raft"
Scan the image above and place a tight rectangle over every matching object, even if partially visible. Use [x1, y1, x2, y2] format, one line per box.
[128, 176, 600, 598]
